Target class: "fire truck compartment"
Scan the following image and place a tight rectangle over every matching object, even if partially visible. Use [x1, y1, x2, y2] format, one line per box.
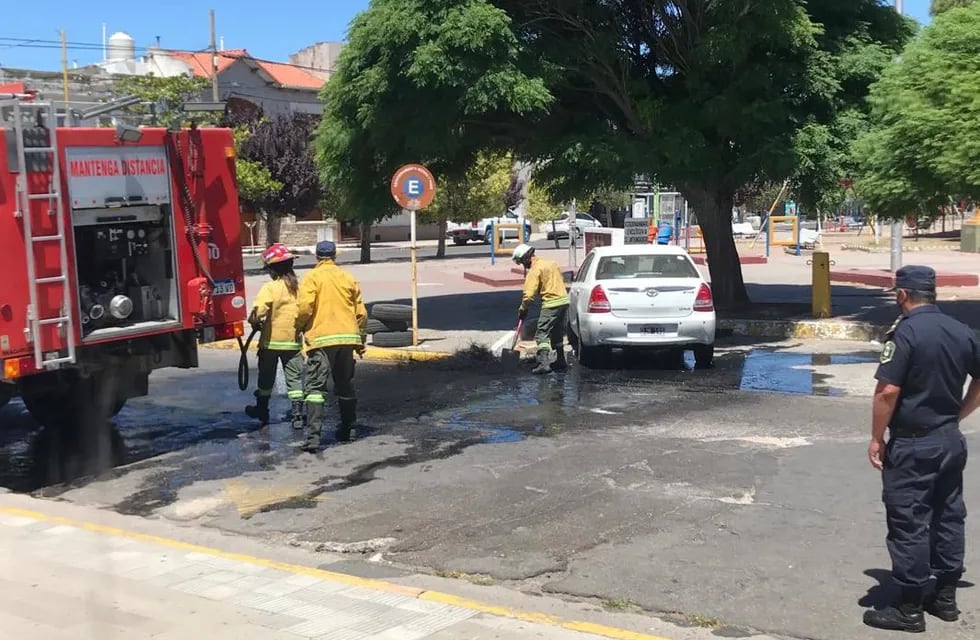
[72, 204, 181, 340]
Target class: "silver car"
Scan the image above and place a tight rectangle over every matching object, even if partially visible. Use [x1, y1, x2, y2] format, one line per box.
[567, 244, 716, 368]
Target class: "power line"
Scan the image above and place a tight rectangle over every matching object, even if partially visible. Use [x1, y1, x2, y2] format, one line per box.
[0, 36, 339, 74]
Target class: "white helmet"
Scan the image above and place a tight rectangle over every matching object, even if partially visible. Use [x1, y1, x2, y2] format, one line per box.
[512, 243, 534, 264]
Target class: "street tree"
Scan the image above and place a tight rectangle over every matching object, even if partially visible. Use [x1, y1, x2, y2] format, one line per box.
[931, 0, 973, 15]
[852, 3, 980, 220]
[238, 113, 323, 244]
[313, 0, 552, 263]
[317, 0, 908, 308]
[113, 74, 218, 126]
[232, 126, 283, 247]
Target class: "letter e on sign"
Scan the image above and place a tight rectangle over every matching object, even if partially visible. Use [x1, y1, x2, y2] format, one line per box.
[391, 164, 436, 211]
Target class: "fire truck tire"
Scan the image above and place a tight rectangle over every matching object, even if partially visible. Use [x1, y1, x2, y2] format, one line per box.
[370, 330, 414, 348]
[0, 383, 13, 410]
[370, 303, 413, 323]
[366, 318, 408, 334]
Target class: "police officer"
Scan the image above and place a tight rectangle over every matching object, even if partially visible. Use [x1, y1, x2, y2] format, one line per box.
[513, 244, 569, 374]
[863, 265, 980, 632]
[295, 241, 368, 453]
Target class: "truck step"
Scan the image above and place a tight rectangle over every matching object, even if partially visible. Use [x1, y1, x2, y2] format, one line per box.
[27, 192, 60, 201]
[38, 316, 70, 326]
[32, 234, 63, 242]
[41, 356, 75, 367]
[23, 146, 56, 154]
[35, 275, 67, 284]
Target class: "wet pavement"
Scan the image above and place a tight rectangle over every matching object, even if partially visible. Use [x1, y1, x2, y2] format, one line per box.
[1, 341, 978, 640]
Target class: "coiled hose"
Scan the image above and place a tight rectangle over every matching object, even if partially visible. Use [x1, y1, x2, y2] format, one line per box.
[237, 327, 259, 391]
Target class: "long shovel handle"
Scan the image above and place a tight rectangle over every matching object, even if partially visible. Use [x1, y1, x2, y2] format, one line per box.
[511, 318, 523, 349]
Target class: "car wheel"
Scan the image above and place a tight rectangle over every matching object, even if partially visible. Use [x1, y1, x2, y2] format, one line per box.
[693, 343, 714, 369]
[0, 382, 14, 410]
[452, 237, 467, 246]
[574, 325, 608, 368]
[484, 227, 493, 245]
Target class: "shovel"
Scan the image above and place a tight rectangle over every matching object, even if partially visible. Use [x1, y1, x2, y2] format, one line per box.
[500, 318, 524, 369]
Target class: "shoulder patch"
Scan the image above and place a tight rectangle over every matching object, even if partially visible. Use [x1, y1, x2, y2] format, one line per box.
[880, 340, 896, 364]
[885, 315, 903, 340]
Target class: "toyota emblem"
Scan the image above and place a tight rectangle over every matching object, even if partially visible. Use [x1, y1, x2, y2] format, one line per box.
[646, 289, 658, 297]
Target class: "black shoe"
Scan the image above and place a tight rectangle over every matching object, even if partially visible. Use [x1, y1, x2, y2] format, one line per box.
[245, 395, 270, 425]
[303, 402, 324, 452]
[863, 589, 926, 633]
[925, 574, 960, 622]
[531, 350, 552, 375]
[335, 398, 357, 442]
[289, 401, 305, 430]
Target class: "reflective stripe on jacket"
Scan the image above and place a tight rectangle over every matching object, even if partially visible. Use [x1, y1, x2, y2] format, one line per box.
[249, 279, 302, 350]
[295, 260, 368, 349]
[521, 257, 569, 311]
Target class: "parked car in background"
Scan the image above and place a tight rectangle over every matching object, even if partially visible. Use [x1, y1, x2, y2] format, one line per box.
[546, 212, 603, 240]
[446, 211, 532, 245]
[566, 244, 716, 369]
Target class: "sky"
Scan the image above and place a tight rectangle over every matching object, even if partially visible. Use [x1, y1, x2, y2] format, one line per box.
[1, 0, 934, 72]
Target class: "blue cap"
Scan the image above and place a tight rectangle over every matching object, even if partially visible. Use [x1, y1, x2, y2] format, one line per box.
[315, 240, 336, 259]
[894, 265, 936, 292]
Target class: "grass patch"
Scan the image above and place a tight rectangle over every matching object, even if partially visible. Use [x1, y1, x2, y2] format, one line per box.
[602, 598, 637, 611]
[433, 569, 495, 586]
[685, 613, 722, 628]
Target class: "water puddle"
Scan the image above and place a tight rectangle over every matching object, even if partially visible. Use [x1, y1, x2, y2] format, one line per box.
[739, 350, 877, 397]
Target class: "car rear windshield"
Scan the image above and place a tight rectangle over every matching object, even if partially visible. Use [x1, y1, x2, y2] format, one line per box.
[594, 254, 699, 280]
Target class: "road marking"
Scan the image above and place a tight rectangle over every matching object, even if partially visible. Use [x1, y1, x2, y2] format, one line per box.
[0, 505, 675, 640]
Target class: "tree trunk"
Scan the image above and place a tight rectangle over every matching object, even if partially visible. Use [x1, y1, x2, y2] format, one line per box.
[684, 187, 750, 311]
[264, 213, 282, 246]
[436, 219, 448, 258]
[359, 222, 372, 264]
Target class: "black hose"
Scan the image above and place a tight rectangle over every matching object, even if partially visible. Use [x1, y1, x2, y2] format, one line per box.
[237, 327, 259, 391]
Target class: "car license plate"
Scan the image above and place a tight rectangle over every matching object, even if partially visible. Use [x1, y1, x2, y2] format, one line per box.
[627, 324, 678, 335]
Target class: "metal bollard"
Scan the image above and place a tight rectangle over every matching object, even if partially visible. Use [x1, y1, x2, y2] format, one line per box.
[810, 251, 832, 319]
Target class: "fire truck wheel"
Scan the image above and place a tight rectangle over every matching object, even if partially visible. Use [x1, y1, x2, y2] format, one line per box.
[0, 383, 14, 410]
[370, 303, 413, 323]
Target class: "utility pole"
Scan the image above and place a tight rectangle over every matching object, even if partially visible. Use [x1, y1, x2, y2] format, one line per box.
[209, 10, 219, 101]
[890, 0, 903, 271]
[61, 30, 69, 106]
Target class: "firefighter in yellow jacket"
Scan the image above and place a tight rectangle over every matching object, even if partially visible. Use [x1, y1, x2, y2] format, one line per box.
[295, 241, 368, 452]
[513, 244, 569, 374]
[246, 243, 305, 428]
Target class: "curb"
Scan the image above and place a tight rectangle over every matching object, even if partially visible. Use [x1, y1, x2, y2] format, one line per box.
[198, 339, 452, 362]
[718, 318, 887, 342]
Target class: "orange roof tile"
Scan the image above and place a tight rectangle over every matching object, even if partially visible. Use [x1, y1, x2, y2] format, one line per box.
[255, 60, 323, 90]
[166, 49, 322, 91]
[167, 49, 248, 78]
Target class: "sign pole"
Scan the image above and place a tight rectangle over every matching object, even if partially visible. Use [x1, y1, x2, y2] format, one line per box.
[390, 163, 436, 350]
[409, 208, 419, 346]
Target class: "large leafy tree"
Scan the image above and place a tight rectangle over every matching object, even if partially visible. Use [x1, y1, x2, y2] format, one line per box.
[318, 0, 905, 307]
[931, 0, 973, 15]
[238, 113, 323, 243]
[853, 3, 980, 219]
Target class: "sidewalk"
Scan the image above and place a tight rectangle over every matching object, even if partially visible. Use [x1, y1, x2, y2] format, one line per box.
[0, 493, 752, 640]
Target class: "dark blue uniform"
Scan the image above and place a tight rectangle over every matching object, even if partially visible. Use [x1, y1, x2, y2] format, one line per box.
[875, 302, 979, 591]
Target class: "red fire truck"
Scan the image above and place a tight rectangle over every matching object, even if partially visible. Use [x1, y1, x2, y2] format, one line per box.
[0, 94, 246, 477]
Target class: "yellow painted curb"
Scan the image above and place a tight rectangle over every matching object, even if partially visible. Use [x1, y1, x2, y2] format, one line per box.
[0, 506, 674, 640]
[198, 339, 452, 362]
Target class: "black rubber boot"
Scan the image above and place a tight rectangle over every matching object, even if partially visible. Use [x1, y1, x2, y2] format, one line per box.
[335, 398, 357, 442]
[863, 587, 926, 633]
[552, 346, 568, 372]
[245, 394, 270, 425]
[531, 349, 552, 375]
[289, 401, 305, 430]
[925, 573, 960, 622]
[302, 402, 324, 453]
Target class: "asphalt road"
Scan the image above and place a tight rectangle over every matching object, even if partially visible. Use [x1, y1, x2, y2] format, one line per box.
[244, 238, 565, 273]
[3, 338, 978, 640]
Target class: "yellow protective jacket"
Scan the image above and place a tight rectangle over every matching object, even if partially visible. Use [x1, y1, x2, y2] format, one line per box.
[249, 279, 302, 351]
[295, 260, 368, 349]
[520, 257, 569, 312]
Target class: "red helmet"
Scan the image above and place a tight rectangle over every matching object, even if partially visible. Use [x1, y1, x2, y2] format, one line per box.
[261, 243, 295, 266]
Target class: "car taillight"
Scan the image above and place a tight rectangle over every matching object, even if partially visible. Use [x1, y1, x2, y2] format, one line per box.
[588, 285, 611, 313]
[694, 283, 714, 312]
[215, 321, 245, 341]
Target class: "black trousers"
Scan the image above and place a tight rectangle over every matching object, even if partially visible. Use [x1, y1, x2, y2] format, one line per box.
[882, 424, 968, 589]
[304, 346, 356, 405]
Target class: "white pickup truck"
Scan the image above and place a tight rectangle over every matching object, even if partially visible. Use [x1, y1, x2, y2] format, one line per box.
[446, 212, 533, 245]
